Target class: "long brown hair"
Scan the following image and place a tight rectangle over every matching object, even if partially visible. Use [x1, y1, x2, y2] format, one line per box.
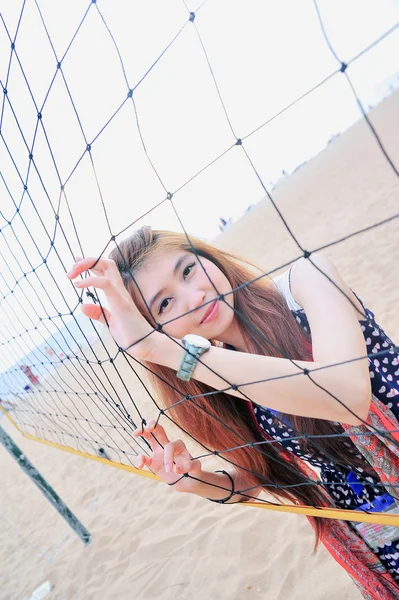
[109, 226, 372, 548]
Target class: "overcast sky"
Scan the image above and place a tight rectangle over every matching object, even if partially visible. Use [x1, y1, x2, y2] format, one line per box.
[0, 0, 398, 367]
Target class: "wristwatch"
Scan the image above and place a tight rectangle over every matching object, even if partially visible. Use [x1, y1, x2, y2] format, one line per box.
[176, 334, 212, 381]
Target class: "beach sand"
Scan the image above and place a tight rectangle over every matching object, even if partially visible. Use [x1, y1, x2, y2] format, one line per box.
[1, 90, 398, 600]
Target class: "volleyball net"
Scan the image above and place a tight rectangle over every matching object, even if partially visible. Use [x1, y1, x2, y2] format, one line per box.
[1, 0, 399, 526]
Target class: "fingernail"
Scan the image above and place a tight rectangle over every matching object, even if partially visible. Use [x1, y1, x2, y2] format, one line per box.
[165, 464, 171, 473]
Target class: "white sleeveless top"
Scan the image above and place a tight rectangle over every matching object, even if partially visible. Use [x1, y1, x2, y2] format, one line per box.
[272, 265, 303, 312]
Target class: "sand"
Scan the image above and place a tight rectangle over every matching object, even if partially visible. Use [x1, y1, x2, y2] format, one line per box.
[1, 90, 399, 600]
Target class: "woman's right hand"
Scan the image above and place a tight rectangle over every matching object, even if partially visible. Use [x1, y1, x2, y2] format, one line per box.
[133, 421, 203, 494]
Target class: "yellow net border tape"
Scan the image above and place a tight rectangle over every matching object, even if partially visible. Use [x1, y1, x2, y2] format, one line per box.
[2, 404, 399, 526]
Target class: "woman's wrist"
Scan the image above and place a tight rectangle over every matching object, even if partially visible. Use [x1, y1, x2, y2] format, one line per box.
[147, 332, 184, 366]
[181, 469, 243, 503]
[124, 329, 177, 363]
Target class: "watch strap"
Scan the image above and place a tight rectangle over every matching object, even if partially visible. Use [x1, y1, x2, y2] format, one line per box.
[177, 343, 207, 381]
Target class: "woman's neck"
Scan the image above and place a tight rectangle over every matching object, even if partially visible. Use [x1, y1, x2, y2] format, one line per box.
[217, 319, 248, 352]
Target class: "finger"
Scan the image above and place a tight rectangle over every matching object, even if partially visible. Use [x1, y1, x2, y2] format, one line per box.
[165, 439, 188, 473]
[164, 442, 177, 472]
[174, 456, 200, 475]
[148, 422, 171, 450]
[135, 454, 152, 469]
[68, 256, 106, 276]
[133, 421, 170, 453]
[67, 257, 101, 278]
[133, 423, 153, 438]
[133, 426, 145, 437]
[169, 439, 187, 457]
[89, 258, 121, 283]
[81, 304, 111, 325]
[72, 275, 123, 301]
[67, 257, 121, 284]
[136, 454, 144, 469]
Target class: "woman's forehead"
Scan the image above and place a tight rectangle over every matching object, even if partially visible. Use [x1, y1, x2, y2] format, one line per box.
[138, 248, 189, 277]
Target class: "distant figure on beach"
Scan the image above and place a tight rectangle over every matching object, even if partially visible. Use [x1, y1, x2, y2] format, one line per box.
[272, 170, 289, 191]
[0, 398, 15, 410]
[44, 346, 57, 360]
[20, 365, 40, 386]
[44, 345, 66, 367]
[218, 217, 232, 232]
[218, 217, 228, 232]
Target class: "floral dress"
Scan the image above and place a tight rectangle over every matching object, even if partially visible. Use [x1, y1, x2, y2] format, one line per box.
[252, 279, 399, 580]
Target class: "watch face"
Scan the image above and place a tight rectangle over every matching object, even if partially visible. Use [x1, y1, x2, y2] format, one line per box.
[183, 334, 211, 349]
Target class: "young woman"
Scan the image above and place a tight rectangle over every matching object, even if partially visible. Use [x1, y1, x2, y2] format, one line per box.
[67, 227, 399, 599]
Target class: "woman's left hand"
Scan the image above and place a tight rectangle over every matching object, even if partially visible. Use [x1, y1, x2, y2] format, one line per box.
[67, 256, 158, 361]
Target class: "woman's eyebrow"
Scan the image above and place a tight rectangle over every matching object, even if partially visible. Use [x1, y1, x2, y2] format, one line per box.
[149, 254, 188, 310]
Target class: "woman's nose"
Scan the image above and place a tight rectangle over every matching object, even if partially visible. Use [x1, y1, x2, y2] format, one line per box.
[188, 290, 206, 315]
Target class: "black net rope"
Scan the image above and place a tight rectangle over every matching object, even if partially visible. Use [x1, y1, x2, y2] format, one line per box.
[1, 0, 399, 515]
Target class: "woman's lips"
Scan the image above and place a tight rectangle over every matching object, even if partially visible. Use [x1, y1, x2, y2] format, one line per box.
[201, 300, 219, 324]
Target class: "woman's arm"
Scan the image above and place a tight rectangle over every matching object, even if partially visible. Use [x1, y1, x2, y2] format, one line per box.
[149, 255, 371, 425]
[67, 255, 371, 425]
[290, 253, 368, 369]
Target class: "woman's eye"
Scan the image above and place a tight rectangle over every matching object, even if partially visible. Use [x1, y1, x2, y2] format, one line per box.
[183, 262, 195, 278]
[159, 298, 171, 314]
[158, 262, 195, 314]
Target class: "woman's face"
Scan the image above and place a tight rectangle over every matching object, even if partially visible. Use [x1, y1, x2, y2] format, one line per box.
[133, 249, 237, 341]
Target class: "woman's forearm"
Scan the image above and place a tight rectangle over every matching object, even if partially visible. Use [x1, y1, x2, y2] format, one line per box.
[148, 335, 370, 425]
[182, 469, 257, 503]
